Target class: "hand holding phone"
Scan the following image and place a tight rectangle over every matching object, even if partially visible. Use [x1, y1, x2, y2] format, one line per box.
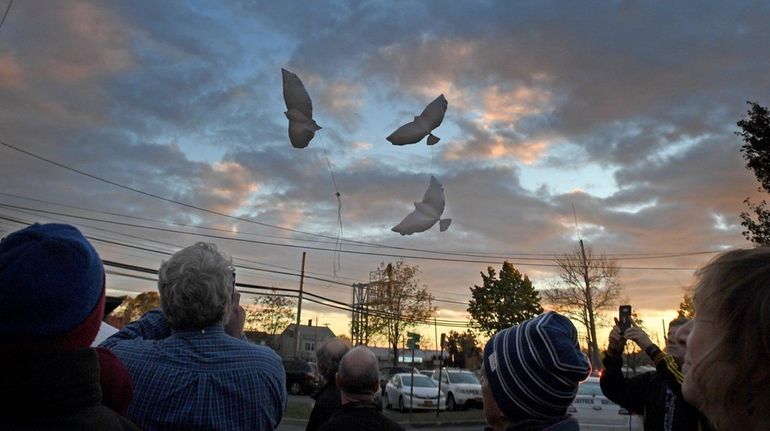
[618, 305, 632, 335]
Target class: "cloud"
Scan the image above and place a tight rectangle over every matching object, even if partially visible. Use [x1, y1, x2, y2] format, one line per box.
[0, 54, 25, 90]
[2, 0, 770, 325]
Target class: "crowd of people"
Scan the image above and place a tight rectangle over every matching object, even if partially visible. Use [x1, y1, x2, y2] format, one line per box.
[0, 222, 768, 430]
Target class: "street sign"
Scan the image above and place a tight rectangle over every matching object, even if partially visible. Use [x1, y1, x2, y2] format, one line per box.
[407, 332, 421, 342]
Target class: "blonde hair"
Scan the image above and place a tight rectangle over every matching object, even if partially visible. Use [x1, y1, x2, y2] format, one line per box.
[691, 247, 770, 430]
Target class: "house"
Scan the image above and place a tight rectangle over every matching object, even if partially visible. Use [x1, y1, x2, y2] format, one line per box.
[243, 330, 272, 346]
[276, 321, 336, 361]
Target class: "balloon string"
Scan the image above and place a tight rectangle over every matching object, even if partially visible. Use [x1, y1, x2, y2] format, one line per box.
[430, 144, 435, 176]
[317, 132, 343, 279]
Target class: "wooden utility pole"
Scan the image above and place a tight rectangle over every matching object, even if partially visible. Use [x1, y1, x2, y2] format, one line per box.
[579, 239, 601, 369]
[294, 252, 306, 358]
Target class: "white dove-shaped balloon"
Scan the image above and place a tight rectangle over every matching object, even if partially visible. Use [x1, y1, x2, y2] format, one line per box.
[387, 94, 448, 146]
[392, 176, 452, 235]
[282, 68, 322, 148]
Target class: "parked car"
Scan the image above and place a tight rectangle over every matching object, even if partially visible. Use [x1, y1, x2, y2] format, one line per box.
[378, 366, 417, 395]
[569, 377, 642, 431]
[282, 358, 321, 395]
[384, 373, 445, 412]
[431, 368, 482, 410]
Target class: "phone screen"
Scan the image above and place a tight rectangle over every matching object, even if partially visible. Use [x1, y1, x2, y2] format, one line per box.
[619, 305, 632, 333]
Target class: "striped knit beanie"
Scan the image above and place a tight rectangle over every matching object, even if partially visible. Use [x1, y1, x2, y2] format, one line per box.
[0, 223, 105, 351]
[483, 311, 591, 422]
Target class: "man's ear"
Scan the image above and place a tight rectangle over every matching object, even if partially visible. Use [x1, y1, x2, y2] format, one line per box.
[372, 378, 380, 393]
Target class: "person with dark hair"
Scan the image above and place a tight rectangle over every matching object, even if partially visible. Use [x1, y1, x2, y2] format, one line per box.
[101, 242, 286, 430]
[600, 316, 701, 430]
[679, 247, 770, 431]
[317, 346, 404, 431]
[306, 337, 351, 431]
[0, 223, 139, 430]
[481, 311, 591, 431]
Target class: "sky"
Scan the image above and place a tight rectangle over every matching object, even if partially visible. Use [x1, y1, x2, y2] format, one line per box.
[1, 0, 769, 349]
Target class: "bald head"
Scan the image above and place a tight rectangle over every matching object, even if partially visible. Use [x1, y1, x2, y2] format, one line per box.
[336, 346, 379, 398]
[316, 337, 350, 382]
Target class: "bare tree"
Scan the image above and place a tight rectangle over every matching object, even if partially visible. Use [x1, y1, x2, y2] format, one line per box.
[366, 262, 435, 366]
[542, 241, 623, 369]
[247, 293, 296, 348]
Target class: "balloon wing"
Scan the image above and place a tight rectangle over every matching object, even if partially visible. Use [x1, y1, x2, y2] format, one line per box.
[386, 121, 428, 146]
[416, 94, 447, 132]
[282, 68, 313, 118]
[282, 68, 321, 148]
[391, 176, 451, 235]
[387, 94, 447, 146]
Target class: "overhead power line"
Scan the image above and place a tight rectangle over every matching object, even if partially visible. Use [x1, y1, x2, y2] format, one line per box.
[99, 259, 470, 327]
[0, 202, 702, 271]
[0, 0, 12, 32]
[0, 143, 723, 261]
[0, 211, 471, 306]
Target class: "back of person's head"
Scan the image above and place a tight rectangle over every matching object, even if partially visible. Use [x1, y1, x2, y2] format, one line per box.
[158, 242, 233, 330]
[317, 338, 350, 383]
[0, 223, 105, 352]
[669, 315, 688, 330]
[337, 346, 379, 398]
[482, 311, 591, 426]
[683, 247, 770, 430]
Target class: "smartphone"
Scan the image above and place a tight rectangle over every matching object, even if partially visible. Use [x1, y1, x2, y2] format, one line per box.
[619, 305, 632, 335]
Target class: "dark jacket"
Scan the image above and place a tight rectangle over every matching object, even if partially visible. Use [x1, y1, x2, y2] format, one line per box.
[0, 348, 141, 431]
[306, 381, 342, 431]
[600, 344, 700, 431]
[317, 401, 404, 431]
[505, 416, 580, 431]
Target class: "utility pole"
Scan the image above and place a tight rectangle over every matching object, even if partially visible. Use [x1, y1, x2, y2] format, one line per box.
[579, 239, 601, 369]
[294, 251, 306, 358]
[573, 205, 601, 369]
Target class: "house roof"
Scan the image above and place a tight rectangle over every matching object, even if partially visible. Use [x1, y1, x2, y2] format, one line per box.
[281, 323, 336, 338]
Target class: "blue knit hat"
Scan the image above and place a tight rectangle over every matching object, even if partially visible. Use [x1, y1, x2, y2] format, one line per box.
[0, 223, 105, 350]
[483, 311, 591, 422]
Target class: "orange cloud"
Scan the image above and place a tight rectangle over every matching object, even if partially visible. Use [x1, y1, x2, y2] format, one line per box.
[480, 85, 553, 126]
[444, 135, 551, 164]
[0, 55, 25, 89]
[202, 161, 259, 214]
[46, 2, 135, 82]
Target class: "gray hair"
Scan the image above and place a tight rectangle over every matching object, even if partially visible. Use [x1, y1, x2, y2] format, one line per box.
[338, 346, 379, 395]
[158, 242, 233, 330]
[316, 338, 350, 382]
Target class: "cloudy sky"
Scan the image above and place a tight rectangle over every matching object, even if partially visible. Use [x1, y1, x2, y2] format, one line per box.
[1, 0, 768, 346]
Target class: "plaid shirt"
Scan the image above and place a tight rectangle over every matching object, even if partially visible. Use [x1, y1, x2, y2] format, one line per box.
[101, 310, 286, 431]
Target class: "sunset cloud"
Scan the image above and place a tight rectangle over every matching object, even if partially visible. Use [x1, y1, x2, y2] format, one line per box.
[1, 0, 768, 339]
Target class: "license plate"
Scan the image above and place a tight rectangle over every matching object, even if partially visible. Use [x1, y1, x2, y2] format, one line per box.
[423, 400, 433, 406]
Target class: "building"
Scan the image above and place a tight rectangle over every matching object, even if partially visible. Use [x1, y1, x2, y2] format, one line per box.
[369, 346, 444, 369]
[243, 330, 272, 346]
[276, 321, 336, 361]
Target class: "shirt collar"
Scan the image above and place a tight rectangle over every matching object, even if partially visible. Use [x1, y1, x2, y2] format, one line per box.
[172, 324, 226, 337]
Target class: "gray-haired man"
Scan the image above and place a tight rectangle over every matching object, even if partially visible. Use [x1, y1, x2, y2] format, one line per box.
[101, 242, 286, 431]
